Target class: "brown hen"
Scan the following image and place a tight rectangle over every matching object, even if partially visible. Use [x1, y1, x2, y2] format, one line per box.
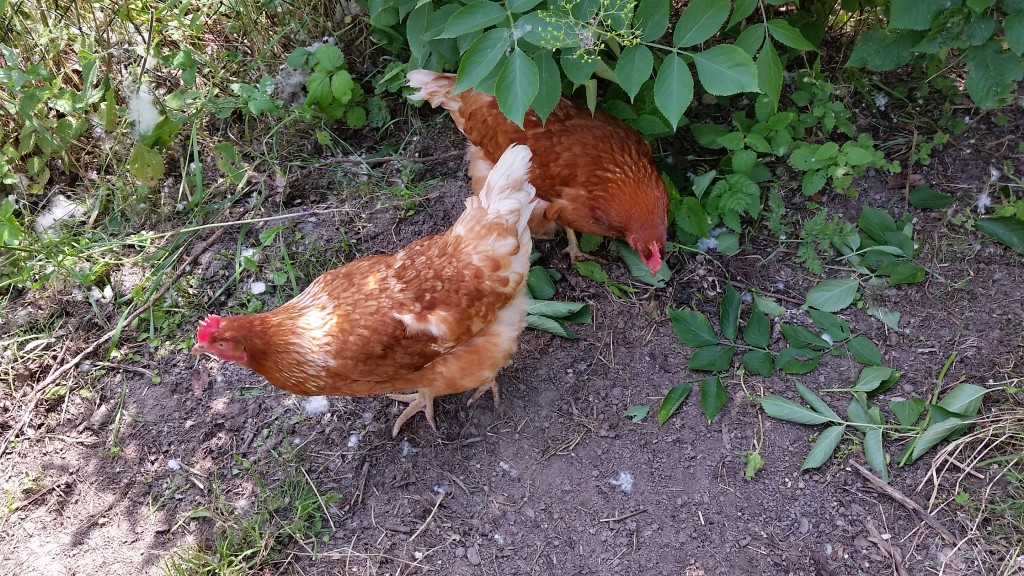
[408, 69, 669, 274]
[192, 145, 537, 436]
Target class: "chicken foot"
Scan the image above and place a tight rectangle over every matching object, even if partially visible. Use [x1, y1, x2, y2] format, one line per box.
[388, 391, 436, 437]
[563, 227, 603, 265]
[467, 378, 501, 408]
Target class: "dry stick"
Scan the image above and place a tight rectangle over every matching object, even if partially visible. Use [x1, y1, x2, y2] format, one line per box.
[408, 492, 445, 543]
[599, 508, 648, 523]
[0, 227, 227, 460]
[862, 517, 910, 576]
[727, 280, 804, 305]
[851, 461, 956, 544]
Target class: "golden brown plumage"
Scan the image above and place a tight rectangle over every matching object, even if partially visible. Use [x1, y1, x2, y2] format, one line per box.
[192, 145, 537, 436]
[408, 69, 669, 274]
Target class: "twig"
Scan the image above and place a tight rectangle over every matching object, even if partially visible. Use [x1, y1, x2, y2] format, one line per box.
[599, 508, 648, 523]
[0, 474, 71, 533]
[0, 227, 227, 459]
[729, 280, 804, 305]
[408, 492, 445, 543]
[862, 517, 909, 576]
[299, 464, 337, 533]
[851, 461, 956, 544]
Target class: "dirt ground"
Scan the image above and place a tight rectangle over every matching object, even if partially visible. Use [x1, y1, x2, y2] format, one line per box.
[2, 105, 1023, 576]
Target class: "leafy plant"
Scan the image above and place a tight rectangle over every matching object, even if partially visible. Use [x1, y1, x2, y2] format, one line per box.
[524, 254, 593, 338]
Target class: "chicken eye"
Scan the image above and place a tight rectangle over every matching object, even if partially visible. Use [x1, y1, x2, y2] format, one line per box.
[216, 342, 227, 349]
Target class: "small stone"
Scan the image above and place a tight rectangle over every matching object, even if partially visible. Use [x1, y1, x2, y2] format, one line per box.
[738, 535, 751, 547]
[466, 545, 481, 566]
[454, 546, 466, 558]
[798, 517, 809, 534]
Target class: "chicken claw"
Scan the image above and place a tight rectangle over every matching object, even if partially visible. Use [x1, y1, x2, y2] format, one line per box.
[467, 378, 501, 408]
[388, 391, 437, 437]
[563, 227, 604, 265]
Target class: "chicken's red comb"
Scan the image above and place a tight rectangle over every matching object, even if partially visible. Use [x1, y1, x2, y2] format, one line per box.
[197, 314, 221, 344]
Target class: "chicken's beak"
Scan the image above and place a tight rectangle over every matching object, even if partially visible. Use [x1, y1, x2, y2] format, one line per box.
[191, 343, 207, 356]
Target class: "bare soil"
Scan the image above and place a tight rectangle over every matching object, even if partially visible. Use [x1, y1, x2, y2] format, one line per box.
[2, 107, 1023, 576]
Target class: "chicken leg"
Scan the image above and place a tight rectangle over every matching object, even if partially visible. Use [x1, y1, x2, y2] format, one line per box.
[388, 391, 436, 437]
[564, 227, 603, 265]
[467, 378, 501, 407]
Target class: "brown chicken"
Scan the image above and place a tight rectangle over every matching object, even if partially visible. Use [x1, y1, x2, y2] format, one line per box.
[192, 145, 537, 436]
[408, 69, 669, 275]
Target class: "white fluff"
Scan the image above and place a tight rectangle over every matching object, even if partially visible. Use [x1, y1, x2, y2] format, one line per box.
[249, 281, 267, 295]
[301, 395, 330, 416]
[610, 471, 634, 494]
[34, 194, 85, 237]
[127, 84, 161, 138]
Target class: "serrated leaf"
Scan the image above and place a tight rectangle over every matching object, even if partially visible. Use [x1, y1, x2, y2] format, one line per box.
[720, 284, 741, 341]
[965, 40, 1024, 109]
[863, 428, 888, 482]
[780, 324, 831, 350]
[847, 336, 882, 366]
[306, 71, 332, 106]
[286, 47, 310, 68]
[616, 45, 654, 101]
[775, 347, 821, 374]
[802, 425, 846, 470]
[804, 278, 858, 312]
[455, 28, 511, 92]
[674, 196, 711, 238]
[767, 19, 816, 50]
[634, 0, 670, 41]
[700, 376, 728, 423]
[890, 0, 952, 29]
[847, 396, 876, 433]
[853, 366, 895, 393]
[313, 44, 345, 72]
[527, 299, 588, 319]
[908, 185, 955, 209]
[742, 307, 770, 348]
[527, 266, 556, 300]
[658, 383, 692, 425]
[654, 54, 693, 129]
[691, 44, 759, 96]
[889, 396, 925, 427]
[795, 382, 842, 422]
[531, 50, 561, 123]
[624, 404, 651, 423]
[1006, 12, 1024, 55]
[507, 0, 543, 12]
[807, 309, 850, 340]
[669, 309, 718, 347]
[331, 70, 355, 104]
[494, 49, 539, 128]
[846, 28, 922, 71]
[742, 349, 773, 376]
[756, 39, 782, 111]
[728, 0, 758, 28]
[760, 395, 830, 425]
[438, 0, 506, 38]
[688, 345, 736, 372]
[734, 24, 765, 56]
[976, 216, 1024, 254]
[743, 451, 764, 480]
[752, 293, 786, 317]
[525, 314, 579, 339]
[560, 50, 598, 84]
[937, 383, 990, 416]
[673, 0, 730, 47]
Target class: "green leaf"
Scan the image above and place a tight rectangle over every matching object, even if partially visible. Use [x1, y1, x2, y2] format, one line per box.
[847, 396, 879, 433]
[507, 0, 543, 12]
[610, 240, 671, 286]
[807, 309, 850, 340]
[532, 50, 561, 123]
[331, 70, 355, 104]
[775, 347, 821, 374]
[658, 383, 692, 425]
[908, 185, 955, 209]
[804, 278, 858, 312]
[796, 382, 842, 422]
[306, 71, 332, 106]
[976, 216, 1024, 254]
[909, 414, 968, 463]
[691, 44, 759, 96]
[741, 350, 773, 377]
[852, 366, 896, 393]
[716, 232, 740, 254]
[560, 51, 598, 84]
[759, 395, 830, 425]
[863, 427, 888, 482]
[634, 0, 670, 41]
[801, 425, 846, 470]
[720, 284, 742, 341]
[847, 336, 882, 366]
[128, 143, 164, 186]
[673, 0, 730, 47]
[624, 404, 651, 423]
[455, 29, 511, 93]
[313, 44, 345, 72]
[495, 49, 540, 128]
[731, 149, 757, 175]
[700, 376, 728, 423]
[889, 396, 925, 427]
[616, 45, 654, 101]
[527, 266, 556, 300]
[875, 261, 925, 286]
[688, 345, 736, 372]
[858, 206, 898, 243]
[867, 306, 901, 330]
[756, 40, 782, 110]
[286, 47, 310, 68]
[669, 309, 718, 347]
[937, 383, 990, 416]
[525, 314, 579, 339]
[653, 54, 694, 129]
[965, 41, 1024, 109]
[527, 299, 588, 319]
[674, 196, 711, 238]
[846, 28, 922, 71]
[438, 0, 506, 38]
[766, 19, 816, 50]
[889, 0, 950, 30]
[752, 293, 786, 317]
[742, 307, 770, 348]
[575, 261, 635, 298]
[743, 451, 764, 480]
[1006, 12, 1024, 55]
[734, 24, 765, 56]
[780, 325, 830, 350]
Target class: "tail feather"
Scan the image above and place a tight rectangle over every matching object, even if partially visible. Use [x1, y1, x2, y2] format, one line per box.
[407, 69, 466, 131]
